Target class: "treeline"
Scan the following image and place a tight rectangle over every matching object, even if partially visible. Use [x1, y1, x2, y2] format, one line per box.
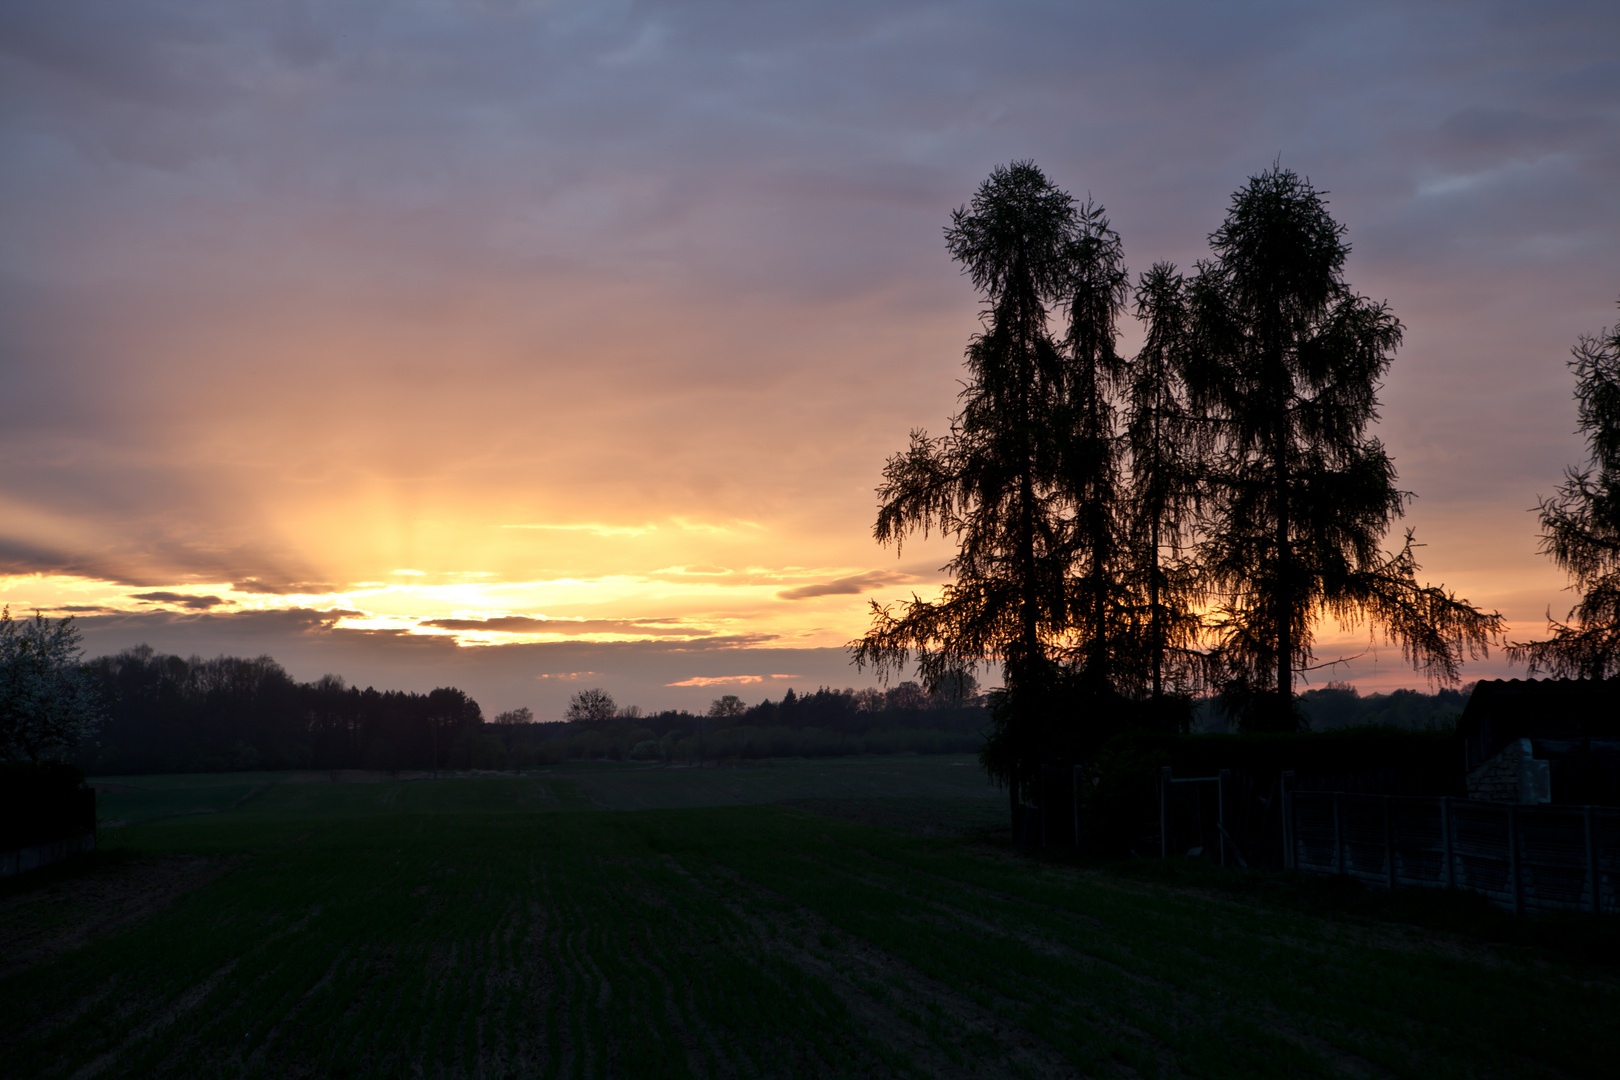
[854, 162, 1510, 807]
[73, 645, 989, 774]
[79, 645, 484, 775]
[1194, 682, 1473, 734]
[510, 683, 989, 766]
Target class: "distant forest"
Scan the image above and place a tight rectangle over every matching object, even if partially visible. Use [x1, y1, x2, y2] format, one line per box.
[1206, 682, 1472, 734]
[73, 644, 1470, 775]
[81, 646, 484, 775]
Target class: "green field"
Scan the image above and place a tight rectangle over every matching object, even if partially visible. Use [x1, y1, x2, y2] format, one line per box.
[2, 757, 1615, 1078]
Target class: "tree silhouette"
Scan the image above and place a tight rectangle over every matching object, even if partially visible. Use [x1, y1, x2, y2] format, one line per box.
[708, 694, 747, 719]
[565, 687, 617, 725]
[1186, 166, 1502, 729]
[1123, 263, 1211, 719]
[852, 162, 1088, 800]
[1060, 199, 1132, 699]
[1510, 297, 1620, 678]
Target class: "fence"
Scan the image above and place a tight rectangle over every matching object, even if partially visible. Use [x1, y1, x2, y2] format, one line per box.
[0, 772, 97, 879]
[1283, 785, 1620, 915]
[1154, 766, 1274, 867]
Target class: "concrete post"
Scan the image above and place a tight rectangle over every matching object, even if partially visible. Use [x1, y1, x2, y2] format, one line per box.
[1073, 765, 1084, 852]
[1280, 771, 1295, 870]
[1385, 795, 1397, 890]
[1333, 794, 1343, 876]
[1159, 766, 1172, 859]
[1509, 804, 1523, 916]
[1586, 805, 1599, 915]
[1441, 797, 1455, 890]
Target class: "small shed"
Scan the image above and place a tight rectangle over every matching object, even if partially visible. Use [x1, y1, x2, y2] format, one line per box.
[1457, 678, 1620, 805]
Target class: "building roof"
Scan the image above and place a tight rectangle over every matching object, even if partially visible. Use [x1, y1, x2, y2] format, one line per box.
[1458, 678, 1620, 769]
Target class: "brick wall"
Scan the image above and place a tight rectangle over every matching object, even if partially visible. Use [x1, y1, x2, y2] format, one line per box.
[1465, 737, 1552, 803]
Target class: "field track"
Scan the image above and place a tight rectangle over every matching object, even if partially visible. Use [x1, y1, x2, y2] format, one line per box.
[1, 760, 1615, 1078]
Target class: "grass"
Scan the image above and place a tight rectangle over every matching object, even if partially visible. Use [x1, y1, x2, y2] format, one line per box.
[2, 758, 1615, 1078]
[549, 753, 1004, 810]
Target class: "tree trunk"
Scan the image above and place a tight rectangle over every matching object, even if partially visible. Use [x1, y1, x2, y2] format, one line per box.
[1274, 411, 1293, 705]
[1150, 512, 1163, 702]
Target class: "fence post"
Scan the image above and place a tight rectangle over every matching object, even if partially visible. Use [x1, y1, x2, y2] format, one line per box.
[1073, 765, 1084, 852]
[1385, 795, 1396, 890]
[1040, 766, 1049, 849]
[1441, 796, 1455, 890]
[1159, 766, 1172, 859]
[1333, 793, 1343, 876]
[1218, 769, 1231, 868]
[1509, 804, 1523, 916]
[1280, 771, 1296, 870]
[1586, 805, 1599, 916]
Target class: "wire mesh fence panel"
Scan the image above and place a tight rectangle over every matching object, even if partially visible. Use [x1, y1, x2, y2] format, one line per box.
[1599, 811, 1620, 913]
[1341, 795, 1392, 884]
[1449, 801, 1514, 907]
[1291, 793, 1338, 873]
[1390, 797, 1446, 888]
[1517, 806, 1592, 913]
[1277, 787, 1617, 915]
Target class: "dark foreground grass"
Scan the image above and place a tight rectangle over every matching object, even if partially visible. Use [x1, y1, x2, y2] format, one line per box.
[2, 770, 1615, 1079]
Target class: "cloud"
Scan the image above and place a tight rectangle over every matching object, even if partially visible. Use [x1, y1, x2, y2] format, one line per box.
[667, 672, 804, 687]
[777, 570, 912, 601]
[419, 616, 709, 637]
[129, 591, 226, 610]
[232, 579, 340, 595]
[667, 675, 765, 687]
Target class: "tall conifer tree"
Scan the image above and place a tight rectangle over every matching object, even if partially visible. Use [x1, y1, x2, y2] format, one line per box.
[853, 162, 1083, 800]
[1187, 166, 1501, 729]
[1124, 263, 1210, 718]
[1510, 298, 1620, 678]
[1060, 200, 1131, 698]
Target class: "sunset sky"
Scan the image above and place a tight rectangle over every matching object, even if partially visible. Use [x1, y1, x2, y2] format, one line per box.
[2, 1, 1618, 718]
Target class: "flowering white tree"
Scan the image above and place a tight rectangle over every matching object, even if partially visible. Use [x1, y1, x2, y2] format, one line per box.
[0, 608, 104, 762]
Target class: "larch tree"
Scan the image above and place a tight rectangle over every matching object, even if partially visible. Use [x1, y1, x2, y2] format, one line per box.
[852, 161, 1087, 803]
[1058, 199, 1133, 702]
[1186, 166, 1502, 729]
[1124, 263, 1212, 721]
[1510, 297, 1620, 678]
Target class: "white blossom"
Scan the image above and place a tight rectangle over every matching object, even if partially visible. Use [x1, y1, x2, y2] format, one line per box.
[0, 608, 104, 762]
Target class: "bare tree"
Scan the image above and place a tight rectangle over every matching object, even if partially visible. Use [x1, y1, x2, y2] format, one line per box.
[565, 688, 617, 725]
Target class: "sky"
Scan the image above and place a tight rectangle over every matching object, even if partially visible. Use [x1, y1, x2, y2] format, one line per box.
[2, 0, 1618, 718]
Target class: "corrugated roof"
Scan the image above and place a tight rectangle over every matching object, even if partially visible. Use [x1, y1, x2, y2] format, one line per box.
[1458, 678, 1619, 767]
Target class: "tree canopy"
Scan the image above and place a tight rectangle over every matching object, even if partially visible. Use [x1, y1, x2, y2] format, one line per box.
[1186, 166, 1502, 729]
[0, 608, 104, 762]
[852, 162, 1150, 796]
[1511, 296, 1620, 678]
[565, 687, 619, 725]
[854, 162, 1507, 784]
